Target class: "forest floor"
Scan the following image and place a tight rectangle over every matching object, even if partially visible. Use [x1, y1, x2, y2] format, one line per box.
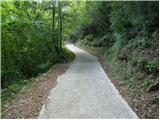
[76, 44, 159, 119]
[1, 63, 69, 119]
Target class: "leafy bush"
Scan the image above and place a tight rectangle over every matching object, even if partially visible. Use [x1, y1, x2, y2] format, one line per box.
[144, 78, 155, 88]
[59, 47, 75, 63]
[146, 59, 159, 74]
[81, 34, 93, 45]
[1, 1, 71, 89]
[36, 61, 52, 73]
[84, 34, 93, 41]
[137, 37, 150, 49]
[100, 33, 115, 47]
[69, 34, 77, 43]
[136, 58, 158, 74]
[90, 33, 115, 47]
[137, 58, 147, 71]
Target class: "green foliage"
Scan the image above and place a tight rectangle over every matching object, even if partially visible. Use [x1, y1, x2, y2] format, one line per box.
[1, 78, 30, 110]
[1, 1, 73, 89]
[72, 0, 159, 77]
[136, 58, 159, 74]
[1, 1, 159, 117]
[61, 47, 76, 62]
[83, 34, 93, 42]
[36, 61, 52, 73]
[146, 59, 159, 74]
[137, 58, 148, 71]
[100, 33, 115, 47]
[63, 1, 91, 41]
[67, 1, 158, 118]
[2, 1, 53, 87]
[144, 78, 155, 88]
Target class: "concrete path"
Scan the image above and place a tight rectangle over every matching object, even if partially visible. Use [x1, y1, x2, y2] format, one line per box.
[38, 44, 138, 119]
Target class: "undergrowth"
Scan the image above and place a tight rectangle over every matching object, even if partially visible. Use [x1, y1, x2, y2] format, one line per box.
[1, 47, 75, 111]
[76, 31, 159, 118]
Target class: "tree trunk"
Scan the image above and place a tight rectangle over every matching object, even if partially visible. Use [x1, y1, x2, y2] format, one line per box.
[58, 2, 62, 52]
[52, 1, 59, 56]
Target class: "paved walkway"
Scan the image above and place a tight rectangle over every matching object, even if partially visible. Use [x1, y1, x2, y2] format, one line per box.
[38, 44, 138, 118]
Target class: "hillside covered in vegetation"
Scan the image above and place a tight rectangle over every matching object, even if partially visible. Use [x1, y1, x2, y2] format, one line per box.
[64, 1, 159, 119]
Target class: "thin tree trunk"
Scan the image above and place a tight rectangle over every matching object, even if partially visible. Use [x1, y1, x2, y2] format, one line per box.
[58, 2, 62, 52]
[52, 0, 59, 56]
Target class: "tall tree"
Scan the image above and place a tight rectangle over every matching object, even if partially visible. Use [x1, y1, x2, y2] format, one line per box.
[52, 0, 59, 55]
[58, 1, 62, 52]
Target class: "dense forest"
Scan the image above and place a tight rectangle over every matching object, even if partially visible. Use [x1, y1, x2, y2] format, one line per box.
[2, 1, 65, 86]
[1, 0, 75, 109]
[1, 0, 159, 119]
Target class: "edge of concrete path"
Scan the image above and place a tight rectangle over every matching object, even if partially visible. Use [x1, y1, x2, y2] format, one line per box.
[38, 44, 139, 119]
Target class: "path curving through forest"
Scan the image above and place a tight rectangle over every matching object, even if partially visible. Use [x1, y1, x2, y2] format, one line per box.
[38, 44, 138, 119]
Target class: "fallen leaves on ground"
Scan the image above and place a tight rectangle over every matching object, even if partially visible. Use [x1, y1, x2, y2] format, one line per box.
[1, 64, 69, 119]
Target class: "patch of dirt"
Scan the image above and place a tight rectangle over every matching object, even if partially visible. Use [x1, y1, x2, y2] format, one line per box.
[1, 63, 69, 119]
